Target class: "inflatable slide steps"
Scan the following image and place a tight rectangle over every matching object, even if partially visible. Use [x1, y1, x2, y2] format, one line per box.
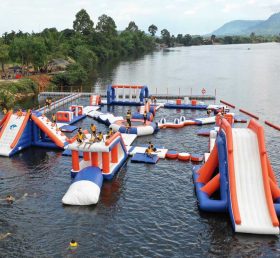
[32, 115, 68, 148]
[0, 113, 29, 156]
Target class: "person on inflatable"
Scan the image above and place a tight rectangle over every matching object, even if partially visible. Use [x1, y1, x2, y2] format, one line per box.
[16, 109, 23, 118]
[145, 145, 153, 158]
[207, 109, 211, 117]
[2, 107, 7, 115]
[96, 132, 104, 142]
[143, 110, 147, 125]
[52, 113, 56, 126]
[126, 109, 132, 128]
[106, 128, 114, 140]
[76, 128, 86, 146]
[90, 123, 97, 137]
[148, 141, 157, 152]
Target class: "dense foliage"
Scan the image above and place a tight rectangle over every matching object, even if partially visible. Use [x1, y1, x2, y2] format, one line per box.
[0, 79, 37, 108]
[0, 9, 156, 87]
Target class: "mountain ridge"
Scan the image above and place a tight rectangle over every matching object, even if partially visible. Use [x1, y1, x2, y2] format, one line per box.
[211, 12, 280, 36]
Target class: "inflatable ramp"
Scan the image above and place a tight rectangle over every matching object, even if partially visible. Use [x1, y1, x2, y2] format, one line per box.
[0, 111, 31, 156]
[32, 114, 68, 148]
[193, 118, 280, 235]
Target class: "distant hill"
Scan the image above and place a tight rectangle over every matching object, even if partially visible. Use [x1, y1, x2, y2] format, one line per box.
[211, 12, 280, 36]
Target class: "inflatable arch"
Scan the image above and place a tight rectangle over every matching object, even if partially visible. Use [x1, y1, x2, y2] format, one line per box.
[107, 84, 149, 105]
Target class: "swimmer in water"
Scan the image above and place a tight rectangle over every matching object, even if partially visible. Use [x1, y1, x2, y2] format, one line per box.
[0, 232, 11, 240]
[5, 195, 15, 204]
[69, 239, 78, 249]
[1, 193, 28, 204]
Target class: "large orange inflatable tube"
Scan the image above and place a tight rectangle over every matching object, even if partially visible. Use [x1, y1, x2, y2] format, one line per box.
[197, 145, 218, 184]
[201, 173, 220, 196]
[248, 119, 279, 227]
[220, 118, 241, 225]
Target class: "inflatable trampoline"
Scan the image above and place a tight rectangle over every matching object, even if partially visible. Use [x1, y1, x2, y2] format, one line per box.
[110, 119, 157, 136]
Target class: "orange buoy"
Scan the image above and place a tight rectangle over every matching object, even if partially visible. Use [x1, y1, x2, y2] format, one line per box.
[178, 153, 190, 161]
[191, 154, 203, 162]
[166, 150, 178, 159]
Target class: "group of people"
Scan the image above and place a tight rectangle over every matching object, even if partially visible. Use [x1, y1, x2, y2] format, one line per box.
[76, 124, 114, 149]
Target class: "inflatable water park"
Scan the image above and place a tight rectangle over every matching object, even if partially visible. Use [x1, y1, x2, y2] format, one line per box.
[1, 84, 279, 235]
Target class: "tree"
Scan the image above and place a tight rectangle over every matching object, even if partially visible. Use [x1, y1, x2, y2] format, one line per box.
[96, 14, 117, 37]
[183, 34, 192, 46]
[161, 29, 171, 47]
[74, 45, 98, 72]
[191, 36, 203, 45]
[148, 24, 157, 36]
[0, 41, 9, 72]
[224, 36, 233, 44]
[73, 9, 94, 35]
[30, 37, 47, 70]
[126, 21, 139, 32]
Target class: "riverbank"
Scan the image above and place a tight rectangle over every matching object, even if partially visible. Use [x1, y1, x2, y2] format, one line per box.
[0, 77, 49, 109]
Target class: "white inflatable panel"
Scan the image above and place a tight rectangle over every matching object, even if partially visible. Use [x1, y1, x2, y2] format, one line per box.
[83, 106, 100, 115]
[128, 146, 168, 159]
[62, 180, 101, 205]
[196, 116, 216, 124]
[232, 128, 279, 235]
[121, 133, 137, 146]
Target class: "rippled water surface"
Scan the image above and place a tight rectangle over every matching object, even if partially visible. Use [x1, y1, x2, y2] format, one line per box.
[0, 43, 280, 257]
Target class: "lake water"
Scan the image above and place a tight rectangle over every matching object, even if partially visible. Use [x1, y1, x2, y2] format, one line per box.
[0, 43, 280, 257]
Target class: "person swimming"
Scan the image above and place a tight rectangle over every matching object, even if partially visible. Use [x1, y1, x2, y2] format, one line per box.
[69, 239, 78, 249]
[5, 195, 15, 204]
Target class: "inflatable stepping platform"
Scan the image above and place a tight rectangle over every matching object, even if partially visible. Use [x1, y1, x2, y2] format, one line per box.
[60, 125, 78, 133]
[131, 153, 159, 164]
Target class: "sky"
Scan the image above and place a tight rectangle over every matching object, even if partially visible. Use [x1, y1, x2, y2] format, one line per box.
[0, 0, 280, 35]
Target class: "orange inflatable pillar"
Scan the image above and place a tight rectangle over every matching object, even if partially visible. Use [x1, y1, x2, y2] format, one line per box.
[83, 152, 90, 161]
[201, 173, 220, 196]
[72, 150, 80, 171]
[270, 178, 280, 200]
[267, 158, 277, 184]
[91, 152, 99, 167]
[197, 145, 218, 184]
[102, 152, 110, 174]
[111, 144, 119, 163]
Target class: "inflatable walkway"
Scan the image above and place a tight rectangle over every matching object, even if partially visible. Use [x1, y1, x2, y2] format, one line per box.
[193, 118, 280, 235]
[0, 111, 31, 156]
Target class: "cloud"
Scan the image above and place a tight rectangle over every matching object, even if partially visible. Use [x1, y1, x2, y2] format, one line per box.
[222, 3, 242, 13]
